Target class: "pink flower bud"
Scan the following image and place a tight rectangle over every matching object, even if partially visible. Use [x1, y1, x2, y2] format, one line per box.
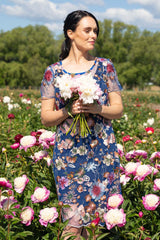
[91, 217, 100, 227]
[138, 211, 143, 218]
[140, 226, 145, 231]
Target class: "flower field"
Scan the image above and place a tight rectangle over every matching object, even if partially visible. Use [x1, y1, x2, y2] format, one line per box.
[0, 88, 160, 240]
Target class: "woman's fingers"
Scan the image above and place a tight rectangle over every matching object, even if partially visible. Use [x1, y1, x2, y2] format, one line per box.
[71, 102, 99, 114]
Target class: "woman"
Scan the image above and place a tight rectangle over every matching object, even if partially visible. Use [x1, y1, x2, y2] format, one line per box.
[40, 10, 123, 240]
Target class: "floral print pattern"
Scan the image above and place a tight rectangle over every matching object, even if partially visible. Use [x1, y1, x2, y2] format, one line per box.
[41, 58, 122, 227]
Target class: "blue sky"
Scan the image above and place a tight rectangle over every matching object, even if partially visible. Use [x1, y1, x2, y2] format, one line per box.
[0, 0, 160, 34]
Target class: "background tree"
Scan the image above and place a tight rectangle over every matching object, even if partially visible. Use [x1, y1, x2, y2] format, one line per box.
[0, 21, 159, 89]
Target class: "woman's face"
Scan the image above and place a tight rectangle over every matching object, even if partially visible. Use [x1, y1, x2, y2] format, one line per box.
[68, 16, 98, 52]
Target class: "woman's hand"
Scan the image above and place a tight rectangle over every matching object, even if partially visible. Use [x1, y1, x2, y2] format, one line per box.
[71, 91, 123, 120]
[71, 100, 101, 115]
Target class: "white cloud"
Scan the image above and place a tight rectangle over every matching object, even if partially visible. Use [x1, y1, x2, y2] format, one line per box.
[81, 0, 104, 6]
[45, 22, 63, 33]
[128, 0, 158, 5]
[127, 0, 160, 18]
[1, 0, 160, 33]
[95, 7, 160, 31]
[1, 0, 85, 22]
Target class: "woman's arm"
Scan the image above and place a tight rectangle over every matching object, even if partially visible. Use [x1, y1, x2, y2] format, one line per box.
[79, 91, 123, 119]
[41, 98, 69, 127]
[41, 98, 83, 127]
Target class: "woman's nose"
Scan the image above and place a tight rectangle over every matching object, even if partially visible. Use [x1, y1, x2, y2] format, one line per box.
[90, 30, 97, 39]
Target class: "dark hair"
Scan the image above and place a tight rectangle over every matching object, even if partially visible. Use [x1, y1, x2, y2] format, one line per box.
[59, 10, 99, 60]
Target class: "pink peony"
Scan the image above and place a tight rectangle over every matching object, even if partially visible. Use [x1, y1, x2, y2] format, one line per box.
[150, 152, 160, 162]
[1, 196, 17, 210]
[120, 174, 131, 185]
[153, 179, 160, 191]
[134, 164, 152, 181]
[39, 207, 58, 227]
[20, 206, 34, 226]
[155, 164, 160, 169]
[20, 135, 36, 151]
[142, 194, 159, 210]
[135, 140, 142, 145]
[125, 150, 136, 161]
[117, 144, 124, 157]
[44, 156, 52, 167]
[104, 208, 126, 230]
[107, 194, 124, 209]
[33, 150, 48, 162]
[14, 175, 29, 193]
[122, 135, 132, 142]
[10, 143, 20, 149]
[0, 178, 12, 188]
[151, 166, 159, 175]
[31, 186, 50, 203]
[39, 130, 56, 149]
[134, 150, 148, 160]
[8, 113, 15, 119]
[14, 134, 23, 143]
[145, 127, 154, 134]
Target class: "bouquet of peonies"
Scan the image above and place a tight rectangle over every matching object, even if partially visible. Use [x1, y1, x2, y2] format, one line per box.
[55, 73, 102, 137]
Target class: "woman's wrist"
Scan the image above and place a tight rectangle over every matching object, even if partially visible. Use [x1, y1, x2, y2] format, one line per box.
[62, 107, 69, 117]
[96, 104, 103, 115]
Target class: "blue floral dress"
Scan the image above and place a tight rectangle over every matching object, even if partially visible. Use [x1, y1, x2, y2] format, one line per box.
[40, 57, 122, 227]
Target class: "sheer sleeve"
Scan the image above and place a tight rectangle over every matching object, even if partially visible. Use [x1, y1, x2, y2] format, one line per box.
[40, 66, 55, 99]
[105, 59, 122, 92]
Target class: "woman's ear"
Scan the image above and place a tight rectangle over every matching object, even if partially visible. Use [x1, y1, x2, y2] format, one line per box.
[67, 29, 74, 40]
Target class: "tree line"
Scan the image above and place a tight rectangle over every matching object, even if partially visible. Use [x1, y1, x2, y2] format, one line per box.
[0, 20, 160, 89]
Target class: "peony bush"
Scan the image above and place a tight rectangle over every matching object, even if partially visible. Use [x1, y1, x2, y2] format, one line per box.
[0, 89, 160, 240]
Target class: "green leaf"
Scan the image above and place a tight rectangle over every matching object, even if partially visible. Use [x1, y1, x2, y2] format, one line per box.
[12, 231, 33, 240]
[97, 232, 110, 240]
[152, 232, 160, 240]
[0, 226, 6, 239]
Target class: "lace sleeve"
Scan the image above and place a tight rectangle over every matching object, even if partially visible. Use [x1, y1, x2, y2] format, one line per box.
[105, 60, 122, 92]
[40, 66, 55, 99]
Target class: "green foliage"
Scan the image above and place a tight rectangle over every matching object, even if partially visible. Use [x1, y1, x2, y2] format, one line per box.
[0, 25, 62, 88]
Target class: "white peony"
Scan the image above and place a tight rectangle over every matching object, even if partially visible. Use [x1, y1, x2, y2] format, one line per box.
[40, 208, 55, 221]
[8, 103, 14, 110]
[136, 165, 151, 177]
[123, 113, 128, 121]
[107, 194, 123, 208]
[147, 118, 154, 126]
[3, 96, 11, 103]
[20, 136, 36, 147]
[21, 209, 32, 221]
[125, 162, 139, 174]
[39, 130, 55, 141]
[14, 177, 27, 189]
[146, 195, 159, 207]
[34, 188, 46, 200]
[55, 74, 73, 100]
[117, 144, 123, 152]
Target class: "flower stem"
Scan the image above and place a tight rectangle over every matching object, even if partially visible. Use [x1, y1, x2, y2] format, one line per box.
[57, 207, 62, 240]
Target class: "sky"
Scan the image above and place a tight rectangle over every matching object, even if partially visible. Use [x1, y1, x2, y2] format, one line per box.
[0, 0, 160, 35]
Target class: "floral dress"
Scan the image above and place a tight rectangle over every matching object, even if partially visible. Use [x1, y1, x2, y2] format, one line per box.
[40, 57, 122, 227]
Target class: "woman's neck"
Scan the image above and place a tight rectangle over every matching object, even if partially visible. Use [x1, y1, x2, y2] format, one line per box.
[66, 47, 94, 64]
[61, 52, 95, 74]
